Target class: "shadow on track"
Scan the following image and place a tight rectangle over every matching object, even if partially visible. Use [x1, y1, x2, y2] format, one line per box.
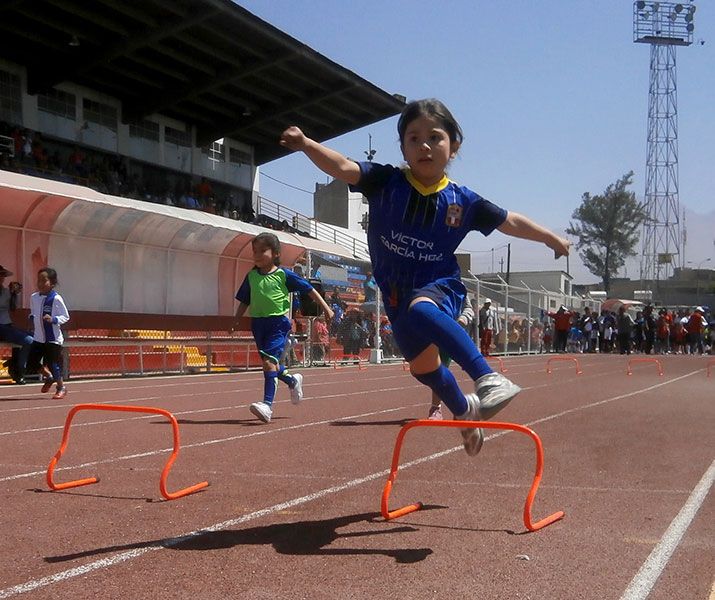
[45, 511, 439, 565]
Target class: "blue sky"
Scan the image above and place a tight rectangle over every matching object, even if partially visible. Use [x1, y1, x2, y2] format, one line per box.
[239, 1, 714, 282]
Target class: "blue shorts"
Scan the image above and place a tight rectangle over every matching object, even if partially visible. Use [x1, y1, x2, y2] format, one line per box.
[388, 278, 466, 361]
[251, 316, 292, 364]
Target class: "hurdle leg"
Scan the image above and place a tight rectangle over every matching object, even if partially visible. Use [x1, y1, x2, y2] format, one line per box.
[381, 419, 564, 532]
[706, 358, 715, 378]
[487, 356, 507, 373]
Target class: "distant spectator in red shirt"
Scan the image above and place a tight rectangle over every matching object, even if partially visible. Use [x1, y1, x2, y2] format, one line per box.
[547, 305, 573, 353]
[195, 177, 213, 204]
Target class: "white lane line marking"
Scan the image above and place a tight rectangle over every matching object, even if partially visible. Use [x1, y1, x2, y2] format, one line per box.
[0, 373, 409, 414]
[0, 366, 695, 481]
[0, 398, 422, 483]
[0, 371, 703, 597]
[619, 458, 715, 600]
[0, 359, 633, 435]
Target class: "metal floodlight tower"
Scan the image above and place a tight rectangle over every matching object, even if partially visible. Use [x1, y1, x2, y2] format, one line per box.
[633, 1, 695, 284]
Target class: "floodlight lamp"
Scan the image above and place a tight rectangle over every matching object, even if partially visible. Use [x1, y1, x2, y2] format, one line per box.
[674, 3, 683, 12]
[652, 2, 659, 12]
[636, 0, 646, 9]
[689, 5, 696, 14]
[686, 23, 694, 31]
[641, 11, 650, 19]
[685, 13, 693, 22]
[69, 35, 80, 47]
[669, 12, 677, 21]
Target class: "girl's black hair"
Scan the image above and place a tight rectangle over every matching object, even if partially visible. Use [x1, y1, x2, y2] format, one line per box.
[252, 232, 281, 266]
[39, 267, 58, 285]
[397, 98, 464, 146]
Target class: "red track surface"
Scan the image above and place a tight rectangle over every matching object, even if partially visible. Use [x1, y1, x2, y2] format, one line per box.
[0, 354, 713, 599]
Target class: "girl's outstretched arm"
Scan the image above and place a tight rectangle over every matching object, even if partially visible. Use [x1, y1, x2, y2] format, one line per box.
[308, 288, 335, 321]
[497, 211, 571, 258]
[280, 126, 361, 185]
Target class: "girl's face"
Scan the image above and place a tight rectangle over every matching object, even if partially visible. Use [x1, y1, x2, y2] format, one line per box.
[252, 242, 276, 270]
[400, 114, 459, 187]
[37, 271, 53, 294]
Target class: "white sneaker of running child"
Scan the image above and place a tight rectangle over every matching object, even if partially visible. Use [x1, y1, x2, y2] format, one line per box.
[456, 393, 484, 456]
[475, 372, 521, 420]
[290, 373, 304, 404]
[249, 401, 273, 423]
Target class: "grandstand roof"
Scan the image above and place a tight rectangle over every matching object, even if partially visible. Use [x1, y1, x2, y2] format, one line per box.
[2, 0, 405, 164]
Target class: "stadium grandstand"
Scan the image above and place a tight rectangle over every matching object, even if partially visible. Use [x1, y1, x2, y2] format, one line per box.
[0, 0, 405, 379]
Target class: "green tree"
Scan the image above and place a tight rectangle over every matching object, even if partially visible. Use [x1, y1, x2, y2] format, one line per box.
[566, 172, 646, 293]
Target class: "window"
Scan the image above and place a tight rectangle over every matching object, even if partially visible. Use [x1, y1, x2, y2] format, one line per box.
[165, 125, 190, 147]
[128, 118, 159, 142]
[38, 89, 76, 120]
[0, 69, 22, 123]
[229, 146, 252, 165]
[202, 139, 224, 163]
[83, 98, 117, 131]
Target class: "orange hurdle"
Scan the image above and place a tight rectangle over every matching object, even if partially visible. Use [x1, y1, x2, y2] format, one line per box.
[486, 356, 508, 373]
[706, 358, 715, 378]
[332, 354, 367, 370]
[381, 419, 564, 532]
[47, 403, 209, 501]
[627, 357, 664, 376]
[546, 356, 583, 375]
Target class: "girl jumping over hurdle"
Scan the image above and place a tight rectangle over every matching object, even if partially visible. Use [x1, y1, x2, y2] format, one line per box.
[280, 98, 570, 455]
[231, 233, 334, 423]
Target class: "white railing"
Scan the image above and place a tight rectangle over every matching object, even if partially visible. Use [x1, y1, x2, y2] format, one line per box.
[256, 195, 370, 260]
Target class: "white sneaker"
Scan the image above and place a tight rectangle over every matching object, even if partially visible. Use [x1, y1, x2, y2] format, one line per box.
[249, 401, 273, 423]
[475, 372, 521, 420]
[290, 373, 304, 405]
[456, 393, 484, 456]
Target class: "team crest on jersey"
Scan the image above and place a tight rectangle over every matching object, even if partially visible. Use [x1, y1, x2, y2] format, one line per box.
[445, 203, 463, 227]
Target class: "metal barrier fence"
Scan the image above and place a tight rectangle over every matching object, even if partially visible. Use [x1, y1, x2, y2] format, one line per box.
[461, 275, 602, 355]
[0, 335, 311, 380]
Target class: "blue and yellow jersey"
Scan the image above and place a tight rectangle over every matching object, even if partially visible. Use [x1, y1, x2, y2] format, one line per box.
[349, 162, 507, 301]
[235, 267, 313, 317]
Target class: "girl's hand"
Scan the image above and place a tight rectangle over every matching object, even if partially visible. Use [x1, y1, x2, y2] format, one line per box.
[43, 314, 53, 323]
[549, 236, 571, 259]
[280, 126, 308, 152]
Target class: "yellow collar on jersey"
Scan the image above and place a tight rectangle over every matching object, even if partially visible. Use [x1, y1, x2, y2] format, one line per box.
[404, 169, 451, 195]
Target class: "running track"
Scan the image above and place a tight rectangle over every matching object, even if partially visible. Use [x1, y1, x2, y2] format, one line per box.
[0, 354, 712, 599]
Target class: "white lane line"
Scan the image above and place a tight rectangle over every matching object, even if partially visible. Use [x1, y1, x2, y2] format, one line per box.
[0, 444, 462, 599]
[0, 373, 409, 414]
[0, 358, 634, 435]
[0, 370, 704, 598]
[619, 458, 715, 600]
[0, 365, 692, 480]
[0, 395, 423, 483]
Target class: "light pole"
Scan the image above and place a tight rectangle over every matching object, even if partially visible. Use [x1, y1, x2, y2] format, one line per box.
[634, 1, 696, 283]
[687, 257, 711, 304]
